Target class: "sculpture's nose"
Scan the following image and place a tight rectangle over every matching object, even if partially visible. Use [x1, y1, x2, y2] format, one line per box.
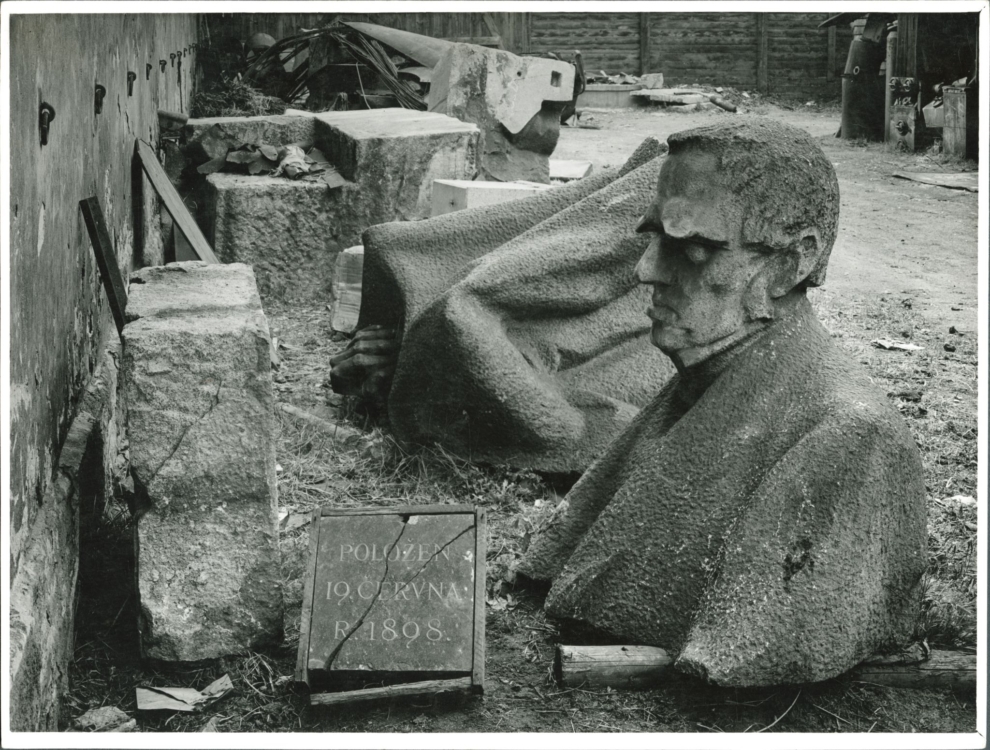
[635, 237, 672, 286]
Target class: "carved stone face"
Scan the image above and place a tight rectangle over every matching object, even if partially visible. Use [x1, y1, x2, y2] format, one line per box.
[635, 148, 780, 367]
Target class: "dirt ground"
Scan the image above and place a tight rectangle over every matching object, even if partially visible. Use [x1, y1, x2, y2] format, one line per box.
[66, 103, 979, 736]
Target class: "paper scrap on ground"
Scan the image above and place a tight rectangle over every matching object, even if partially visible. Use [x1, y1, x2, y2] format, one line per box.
[871, 339, 924, 352]
[73, 706, 135, 731]
[136, 674, 233, 712]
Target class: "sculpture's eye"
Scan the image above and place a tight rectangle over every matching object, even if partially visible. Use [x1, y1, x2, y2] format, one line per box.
[684, 244, 710, 265]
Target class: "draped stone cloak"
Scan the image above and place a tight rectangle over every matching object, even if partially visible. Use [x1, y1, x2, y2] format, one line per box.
[515, 298, 928, 686]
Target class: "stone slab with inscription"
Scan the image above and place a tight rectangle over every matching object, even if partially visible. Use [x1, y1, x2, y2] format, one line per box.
[300, 508, 483, 690]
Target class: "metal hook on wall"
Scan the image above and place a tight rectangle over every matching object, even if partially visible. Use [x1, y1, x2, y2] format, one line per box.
[39, 102, 56, 146]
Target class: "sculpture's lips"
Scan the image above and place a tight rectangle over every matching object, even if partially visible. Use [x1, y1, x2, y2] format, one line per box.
[646, 304, 677, 324]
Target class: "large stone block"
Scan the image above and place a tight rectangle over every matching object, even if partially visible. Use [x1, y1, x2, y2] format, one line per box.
[123, 262, 282, 661]
[312, 108, 479, 219]
[204, 109, 479, 301]
[183, 113, 317, 161]
[428, 44, 574, 183]
[205, 175, 339, 301]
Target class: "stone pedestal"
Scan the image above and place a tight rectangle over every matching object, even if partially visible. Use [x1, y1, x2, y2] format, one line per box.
[203, 109, 479, 301]
[123, 262, 282, 661]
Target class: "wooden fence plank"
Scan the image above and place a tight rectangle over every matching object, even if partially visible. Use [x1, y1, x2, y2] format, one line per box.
[136, 140, 219, 264]
[79, 197, 128, 334]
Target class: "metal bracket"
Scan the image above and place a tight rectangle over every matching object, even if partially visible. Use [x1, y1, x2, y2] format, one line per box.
[39, 102, 56, 146]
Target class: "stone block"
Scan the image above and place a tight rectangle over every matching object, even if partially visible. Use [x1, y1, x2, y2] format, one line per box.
[428, 44, 574, 182]
[313, 108, 479, 214]
[204, 110, 478, 302]
[183, 113, 316, 161]
[431, 179, 551, 217]
[549, 160, 594, 181]
[205, 175, 340, 301]
[123, 262, 282, 661]
[330, 246, 364, 334]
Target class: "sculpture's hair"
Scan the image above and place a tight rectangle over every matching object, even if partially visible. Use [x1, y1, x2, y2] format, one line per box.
[667, 118, 840, 287]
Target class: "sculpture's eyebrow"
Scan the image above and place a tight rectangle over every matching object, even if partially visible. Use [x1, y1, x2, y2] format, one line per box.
[635, 215, 727, 249]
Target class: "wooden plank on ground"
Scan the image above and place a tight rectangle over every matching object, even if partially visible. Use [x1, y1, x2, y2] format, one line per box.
[310, 677, 473, 706]
[135, 139, 219, 264]
[79, 197, 128, 334]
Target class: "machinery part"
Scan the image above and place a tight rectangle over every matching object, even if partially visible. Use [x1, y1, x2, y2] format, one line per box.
[160, 59, 166, 72]
[146, 62, 152, 80]
[127, 71, 136, 96]
[94, 84, 106, 115]
[39, 102, 55, 146]
[170, 52, 176, 66]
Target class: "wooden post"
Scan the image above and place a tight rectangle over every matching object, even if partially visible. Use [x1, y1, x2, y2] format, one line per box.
[135, 140, 219, 264]
[827, 25, 837, 81]
[755, 13, 769, 95]
[79, 197, 128, 335]
[555, 645, 673, 689]
[893, 13, 918, 78]
[553, 645, 975, 693]
[639, 13, 652, 75]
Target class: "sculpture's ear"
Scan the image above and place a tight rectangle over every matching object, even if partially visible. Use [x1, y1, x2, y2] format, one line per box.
[767, 232, 820, 298]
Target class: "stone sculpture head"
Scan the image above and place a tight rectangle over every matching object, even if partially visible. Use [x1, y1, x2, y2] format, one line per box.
[635, 119, 840, 368]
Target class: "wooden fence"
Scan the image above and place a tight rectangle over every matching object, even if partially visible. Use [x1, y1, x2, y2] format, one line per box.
[201, 12, 853, 99]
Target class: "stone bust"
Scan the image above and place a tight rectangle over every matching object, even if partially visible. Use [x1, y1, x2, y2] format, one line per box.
[515, 119, 927, 687]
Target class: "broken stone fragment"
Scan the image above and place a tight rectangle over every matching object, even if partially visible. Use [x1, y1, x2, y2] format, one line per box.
[428, 43, 574, 183]
[123, 262, 282, 661]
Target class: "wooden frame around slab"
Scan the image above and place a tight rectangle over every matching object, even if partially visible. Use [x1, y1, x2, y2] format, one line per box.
[296, 504, 486, 706]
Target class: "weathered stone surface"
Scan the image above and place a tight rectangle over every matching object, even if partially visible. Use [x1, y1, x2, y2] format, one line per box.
[123, 261, 282, 661]
[342, 138, 674, 472]
[313, 108, 479, 217]
[428, 44, 574, 183]
[205, 175, 339, 301]
[10, 339, 123, 731]
[184, 113, 316, 161]
[516, 120, 927, 687]
[204, 109, 479, 302]
[306, 513, 477, 677]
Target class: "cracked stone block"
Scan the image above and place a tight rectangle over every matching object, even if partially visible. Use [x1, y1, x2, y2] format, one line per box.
[306, 512, 477, 683]
[204, 109, 478, 302]
[123, 261, 282, 661]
